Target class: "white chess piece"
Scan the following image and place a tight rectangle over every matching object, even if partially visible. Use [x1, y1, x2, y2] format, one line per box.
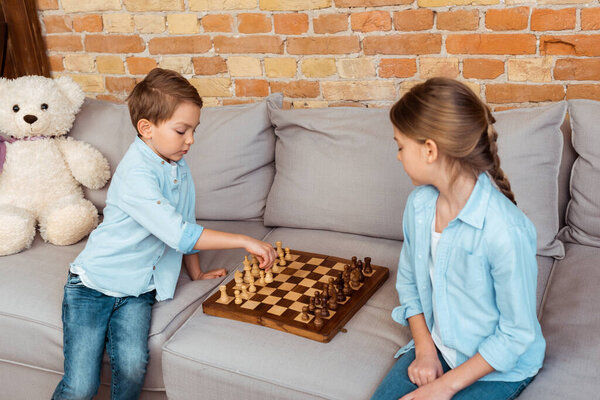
[248, 275, 256, 293]
[241, 284, 250, 300]
[244, 264, 252, 284]
[234, 270, 243, 289]
[258, 270, 266, 285]
[275, 241, 283, 254]
[234, 290, 242, 305]
[218, 285, 231, 303]
[265, 270, 274, 284]
[284, 247, 292, 261]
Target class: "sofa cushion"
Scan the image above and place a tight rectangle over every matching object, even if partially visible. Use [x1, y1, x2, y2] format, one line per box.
[519, 243, 600, 400]
[558, 100, 600, 247]
[494, 101, 567, 258]
[163, 227, 409, 400]
[265, 105, 413, 241]
[70, 94, 282, 221]
[265, 101, 567, 258]
[0, 221, 270, 398]
[188, 94, 282, 221]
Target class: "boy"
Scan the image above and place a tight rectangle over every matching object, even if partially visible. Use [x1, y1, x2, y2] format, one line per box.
[52, 68, 276, 400]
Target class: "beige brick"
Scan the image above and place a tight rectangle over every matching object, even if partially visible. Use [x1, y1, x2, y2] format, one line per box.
[419, 57, 459, 79]
[337, 58, 375, 79]
[64, 54, 95, 72]
[190, 0, 256, 10]
[322, 81, 395, 101]
[134, 15, 165, 33]
[68, 74, 105, 93]
[302, 58, 336, 78]
[227, 56, 262, 77]
[61, 0, 120, 12]
[292, 100, 329, 109]
[265, 58, 297, 77]
[507, 58, 553, 82]
[124, 0, 184, 11]
[537, 0, 590, 3]
[103, 14, 134, 33]
[159, 57, 194, 74]
[97, 55, 125, 74]
[464, 81, 481, 97]
[201, 97, 220, 107]
[418, 0, 498, 5]
[167, 14, 199, 34]
[189, 78, 233, 97]
[260, 0, 331, 11]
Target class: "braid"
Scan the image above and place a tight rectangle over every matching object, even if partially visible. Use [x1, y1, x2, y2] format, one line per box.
[485, 110, 517, 205]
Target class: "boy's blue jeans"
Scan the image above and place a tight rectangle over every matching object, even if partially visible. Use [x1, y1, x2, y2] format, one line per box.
[371, 348, 534, 400]
[52, 273, 155, 400]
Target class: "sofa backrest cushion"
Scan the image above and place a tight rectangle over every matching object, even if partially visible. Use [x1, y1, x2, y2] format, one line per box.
[494, 101, 567, 258]
[266, 101, 567, 258]
[559, 100, 600, 247]
[187, 93, 281, 220]
[70, 94, 281, 221]
[265, 105, 412, 241]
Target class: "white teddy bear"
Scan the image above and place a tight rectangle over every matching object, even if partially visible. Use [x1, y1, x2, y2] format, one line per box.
[0, 75, 110, 256]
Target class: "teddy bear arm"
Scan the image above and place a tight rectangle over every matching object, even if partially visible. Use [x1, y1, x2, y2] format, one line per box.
[58, 138, 111, 190]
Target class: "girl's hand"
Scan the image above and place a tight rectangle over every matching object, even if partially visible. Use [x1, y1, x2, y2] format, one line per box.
[408, 351, 444, 387]
[197, 268, 227, 280]
[399, 378, 455, 400]
[243, 237, 277, 270]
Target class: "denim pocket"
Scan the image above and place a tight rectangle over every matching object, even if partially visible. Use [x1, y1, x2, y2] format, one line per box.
[66, 272, 84, 287]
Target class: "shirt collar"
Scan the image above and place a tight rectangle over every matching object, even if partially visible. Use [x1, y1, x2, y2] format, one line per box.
[455, 172, 491, 230]
[134, 137, 183, 168]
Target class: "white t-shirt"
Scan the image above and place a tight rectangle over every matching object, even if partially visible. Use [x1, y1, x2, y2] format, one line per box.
[429, 216, 458, 368]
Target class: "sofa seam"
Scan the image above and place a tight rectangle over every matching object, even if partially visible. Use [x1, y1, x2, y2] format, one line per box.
[537, 257, 560, 322]
[0, 311, 63, 332]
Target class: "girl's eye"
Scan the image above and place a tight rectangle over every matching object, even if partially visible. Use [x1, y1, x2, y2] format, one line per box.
[12, 105, 19, 112]
[398, 148, 402, 151]
[41, 103, 49, 110]
[176, 130, 185, 135]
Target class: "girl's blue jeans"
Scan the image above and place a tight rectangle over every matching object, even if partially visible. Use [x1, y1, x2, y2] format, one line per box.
[371, 348, 534, 400]
[52, 272, 155, 400]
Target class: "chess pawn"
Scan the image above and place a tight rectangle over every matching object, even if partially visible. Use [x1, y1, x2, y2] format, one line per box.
[234, 290, 242, 305]
[313, 313, 324, 331]
[357, 260, 365, 283]
[364, 257, 373, 274]
[308, 297, 316, 314]
[248, 275, 256, 293]
[343, 281, 352, 297]
[314, 291, 322, 307]
[219, 285, 231, 303]
[301, 306, 310, 321]
[337, 289, 346, 303]
[320, 303, 330, 318]
[234, 271, 243, 290]
[265, 269, 274, 283]
[284, 247, 292, 261]
[328, 294, 338, 311]
[251, 259, 260, 278]
[241, 284, 250, 300]
[278, 250, 286, 266]
[350, 268, 361, 289]
[258, 270, 266, 285]
[321, 290, 329, 305]
[351, 256, 358, 268]
[271, 262, 281, 274]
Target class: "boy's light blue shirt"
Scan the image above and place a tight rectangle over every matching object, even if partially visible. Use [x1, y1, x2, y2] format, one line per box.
[71, 137, 204, 301]
[392, 173, 546, 382]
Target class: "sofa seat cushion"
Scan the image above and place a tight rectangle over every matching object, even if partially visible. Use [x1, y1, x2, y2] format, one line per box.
[520, 243, 600, 399]
[0, 220, 270, 396]
[163, 227, 411, 400]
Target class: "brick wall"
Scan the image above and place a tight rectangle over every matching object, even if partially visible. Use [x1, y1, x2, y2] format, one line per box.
[38, 0, 600, 110]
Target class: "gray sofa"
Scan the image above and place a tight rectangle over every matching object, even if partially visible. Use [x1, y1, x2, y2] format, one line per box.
[1, 93, 598, 400]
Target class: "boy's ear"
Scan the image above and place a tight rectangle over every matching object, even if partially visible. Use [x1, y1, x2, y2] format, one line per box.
[423, 139, 438, 163]
[137, 119, 153, 139]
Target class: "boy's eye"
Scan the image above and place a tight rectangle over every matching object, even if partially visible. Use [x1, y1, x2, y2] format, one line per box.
[176, 130, 185, 135]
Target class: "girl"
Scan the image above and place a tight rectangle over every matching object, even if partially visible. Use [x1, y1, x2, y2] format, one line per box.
[371, 78, 545, 400]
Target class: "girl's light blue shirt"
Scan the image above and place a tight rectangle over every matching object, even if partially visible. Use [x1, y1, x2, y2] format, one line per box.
[70, 138, 204, 301]
[392, 173, 546, 382]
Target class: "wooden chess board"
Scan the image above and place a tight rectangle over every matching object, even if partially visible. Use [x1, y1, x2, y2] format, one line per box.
[202, 249, 389, 343]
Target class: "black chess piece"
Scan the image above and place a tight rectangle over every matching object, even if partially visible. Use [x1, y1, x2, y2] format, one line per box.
[328, 294, 338, 311]
[314, 313, 324, 330]
[364, 257, 373, 274]
[314, 292, 321, 307]
[357, 260, 365, 282]
[320, 302, 330, 318]
[308, 297, 316, 314]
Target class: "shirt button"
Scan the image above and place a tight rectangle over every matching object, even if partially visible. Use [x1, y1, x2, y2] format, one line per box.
[153, 266, 156, 270]
[156, 200, 161, 204]
[161, 161, 165, 165]
[174, 179, 178, 184]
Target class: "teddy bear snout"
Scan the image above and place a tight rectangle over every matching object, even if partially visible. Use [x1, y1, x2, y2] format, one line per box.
[23, 115, 38, 125]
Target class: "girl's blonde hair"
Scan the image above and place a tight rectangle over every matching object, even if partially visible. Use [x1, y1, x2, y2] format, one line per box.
[390, 77, 516, 205]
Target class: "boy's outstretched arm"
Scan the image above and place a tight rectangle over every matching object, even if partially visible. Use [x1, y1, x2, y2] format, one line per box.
[192, 228, 277, 270]
[182, 253, 226, 281]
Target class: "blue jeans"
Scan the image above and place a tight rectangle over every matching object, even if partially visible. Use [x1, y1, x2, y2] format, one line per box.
[371, 348, 534, 400]
[52, 273, 155, 400]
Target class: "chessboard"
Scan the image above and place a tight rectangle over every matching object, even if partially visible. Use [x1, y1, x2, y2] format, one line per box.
[202, 244, 389, 343]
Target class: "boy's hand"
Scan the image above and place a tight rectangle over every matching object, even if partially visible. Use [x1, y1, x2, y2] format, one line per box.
[399, 378, 455, 400]
[197, 268, 227, 280]
[408, 350, 444, 386]
[243, 237, 277, 270]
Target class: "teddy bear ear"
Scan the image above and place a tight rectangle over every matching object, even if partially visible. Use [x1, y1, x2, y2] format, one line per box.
[54, 76, 86, 112]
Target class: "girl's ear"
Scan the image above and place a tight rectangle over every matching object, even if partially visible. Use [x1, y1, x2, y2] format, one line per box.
[423, 139, 438, 164]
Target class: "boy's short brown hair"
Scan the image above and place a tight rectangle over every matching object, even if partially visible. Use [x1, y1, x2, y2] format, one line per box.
[127, 68, 203, 134]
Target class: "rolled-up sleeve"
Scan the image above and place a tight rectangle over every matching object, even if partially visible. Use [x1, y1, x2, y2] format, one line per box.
[392, 195, 423, 326]
[117, 168, 204, 254]
[477, 224, 538, 372]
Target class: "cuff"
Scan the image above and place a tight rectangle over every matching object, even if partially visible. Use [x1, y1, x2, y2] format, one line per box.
[391, 303, 423, 327]
[178, 222, 204, 254]
[478, 336, 518, 373]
